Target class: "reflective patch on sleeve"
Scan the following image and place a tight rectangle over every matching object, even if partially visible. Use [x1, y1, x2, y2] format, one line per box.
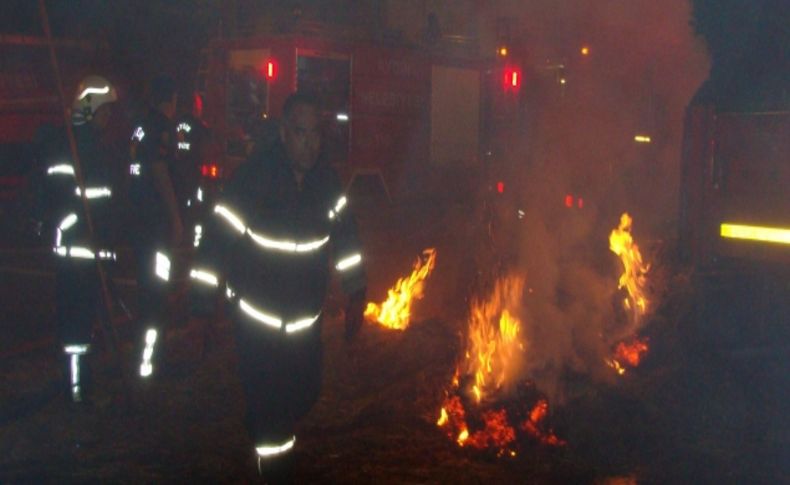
[328, 195, 348, 219]
[335, 253, 362, 271]
[59, 213, 78, 231]
[47, 164, 75, 176]
[285, 313, 321, 333]
[193, 224, 203, 248]
[190, 268, 219, 287]
[75, 186, 112, 199]
[155, 251, 171, 281]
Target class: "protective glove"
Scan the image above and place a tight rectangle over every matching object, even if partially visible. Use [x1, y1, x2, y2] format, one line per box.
[344, 287, 367, 342]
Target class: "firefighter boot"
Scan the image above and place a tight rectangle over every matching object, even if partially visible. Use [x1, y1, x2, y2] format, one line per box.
[63, 344, 91, 404]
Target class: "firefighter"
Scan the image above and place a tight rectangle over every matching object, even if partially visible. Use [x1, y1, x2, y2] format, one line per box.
[189, 92, 367, 479]
[174, 91, 212, 217]
[128, 75, 184, 379]
[37, 75, 119, 403]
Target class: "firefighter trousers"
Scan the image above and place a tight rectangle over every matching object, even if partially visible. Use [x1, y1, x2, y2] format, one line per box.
[55, 258, 100, 346]
[233, 309, 323, 447]
[132, 241, 171, 377]
[55, 257, 104, 400]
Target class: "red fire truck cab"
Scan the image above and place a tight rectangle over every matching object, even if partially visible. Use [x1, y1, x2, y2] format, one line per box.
[199, 34, 521, 201]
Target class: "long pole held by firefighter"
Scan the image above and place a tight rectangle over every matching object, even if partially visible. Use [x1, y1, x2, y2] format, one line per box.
[37, 0, 133, 407]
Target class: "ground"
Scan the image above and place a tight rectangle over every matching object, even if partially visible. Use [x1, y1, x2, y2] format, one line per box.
[0, 194, 788, 483]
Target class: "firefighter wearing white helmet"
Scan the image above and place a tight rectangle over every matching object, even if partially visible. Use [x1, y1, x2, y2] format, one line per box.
[34, 75, 120, 404]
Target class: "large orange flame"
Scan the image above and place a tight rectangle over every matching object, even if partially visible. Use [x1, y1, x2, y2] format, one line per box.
[364, 248, 436, 330]
[609, 213, 650, 320]
[464, 276, 525, 403]
[607, 213, 651, 374]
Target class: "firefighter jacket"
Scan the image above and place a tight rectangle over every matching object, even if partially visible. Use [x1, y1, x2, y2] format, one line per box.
[127, 108, 175, 240]
[38, 123, 119, 261]
[190, 143, 366, 335]
[174, 113, 211, 208]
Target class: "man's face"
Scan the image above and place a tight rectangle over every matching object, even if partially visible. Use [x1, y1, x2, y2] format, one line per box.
[280, 103, 321, 174]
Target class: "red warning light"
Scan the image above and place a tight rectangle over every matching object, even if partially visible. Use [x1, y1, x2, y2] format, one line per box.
[201, 163, 220, 179]
[565, 194, 574, 208]
[503, 67, 522, 92]
[577, 197, 584, 209]
[497, 181, 505, 194]
[265, 60, 277, 80]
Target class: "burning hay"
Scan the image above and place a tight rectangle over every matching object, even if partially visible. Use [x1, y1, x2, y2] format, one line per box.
[437, 275, 564, 455]
[364, 248, 437, 330]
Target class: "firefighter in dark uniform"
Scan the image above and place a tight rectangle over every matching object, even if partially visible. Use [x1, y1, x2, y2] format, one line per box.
[38, 75, 119, 403]
[174, 91, 214, 248]
[189, 93, 367, 479]
[128, 75, 184, 379]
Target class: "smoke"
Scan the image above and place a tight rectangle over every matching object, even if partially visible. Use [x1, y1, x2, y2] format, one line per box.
[480, 0, 709, 403]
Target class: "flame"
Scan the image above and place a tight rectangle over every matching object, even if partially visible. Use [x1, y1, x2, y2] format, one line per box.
[465, 277, 525, 403]
[608, 213, 651, 374]
[364, 248, 437, 330]
[609, 213, 650, 321]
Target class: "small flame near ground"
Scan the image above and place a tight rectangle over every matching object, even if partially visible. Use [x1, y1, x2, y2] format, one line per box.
[607, 213, 651, 375]
[437, 275, 565, 454]
[364, 248, 437, 330]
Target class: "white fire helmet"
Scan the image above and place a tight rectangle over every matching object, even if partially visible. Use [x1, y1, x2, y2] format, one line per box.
[72, 75, 118, 125]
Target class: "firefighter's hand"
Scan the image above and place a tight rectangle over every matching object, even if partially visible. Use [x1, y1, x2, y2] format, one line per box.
[344, 288, 366, 342]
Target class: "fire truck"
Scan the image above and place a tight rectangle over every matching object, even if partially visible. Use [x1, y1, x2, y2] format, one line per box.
[197, 34, 524, 201]
[679, 95, 790, 270]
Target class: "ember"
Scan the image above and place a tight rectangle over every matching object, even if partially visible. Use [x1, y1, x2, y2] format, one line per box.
[364, 248, 436, 330]
[606, 338, 649, 375]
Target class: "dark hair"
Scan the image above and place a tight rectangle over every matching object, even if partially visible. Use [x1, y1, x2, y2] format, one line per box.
[282, 91, 320, 120]
[150, 75, 176, 106]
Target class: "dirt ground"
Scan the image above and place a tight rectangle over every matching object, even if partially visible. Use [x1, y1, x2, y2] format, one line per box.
[1, 197, 787, 483]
